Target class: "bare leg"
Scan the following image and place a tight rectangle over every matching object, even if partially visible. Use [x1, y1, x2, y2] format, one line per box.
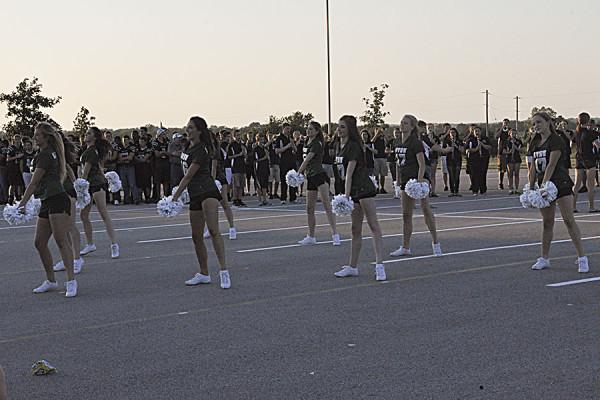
[49, 213, 75, 281]
[360, 197, 384, 264]
[557, 195, 585, 257]
[514, 163, 520, 191]
[69, 198, 81, 257]
[539, 203, 556, 259]
[420, 197, 438, 243]
[93, 190, 117, 244]
[219, 184, 235, 228]
[80, 202, 93, 245]
[573, 169, 584, 210]
[189, 210, 209, 275]
[34, 217, 55, 282]
[507, 164, 514, 190]
[318, 183, 337, 235]
[586, 168, 597, 211]
[305, 190, 317, 237]
[204, 198, 227, 269]
[401, 191, 415, 248]
[349, 203, 364, 268]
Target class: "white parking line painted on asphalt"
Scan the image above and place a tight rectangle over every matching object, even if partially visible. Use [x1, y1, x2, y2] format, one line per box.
[546, 277, 600, 287]
[382, 235, 600, 264]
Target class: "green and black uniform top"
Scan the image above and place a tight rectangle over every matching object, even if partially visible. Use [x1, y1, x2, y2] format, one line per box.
[364, 140, 375, 169]
[506, 138, 523, 164]
[335, 140, 376, 199]
[386, 139, 396, 163]
[152, 139, 170, 165]
[227, 141, 245, 174]
[181, 143, 218, 198]
[253, 145, 269, 172]
[529, 133, 573, 190]
[117, 143, 137, 165]
[22, 149, 37, 173]
[420, 134, 434, 165]
[135, 145, 154, 164]
[497, 128, 510, 156]
[32, 147, 65, 201]
[556, 130, 572, 169]
[80, 146, 107, 187]
[302, 138, 325, 177]
[422, 134, 440, 161]
[274, 134, 295, 168]
[394, 134, 428, 184]
[573, 127, 598, 163]
[443, 138, 464, 166]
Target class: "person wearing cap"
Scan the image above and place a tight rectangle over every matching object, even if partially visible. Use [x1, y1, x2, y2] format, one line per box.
[168, 132, 185, 187]
[152, 128, 171, 199]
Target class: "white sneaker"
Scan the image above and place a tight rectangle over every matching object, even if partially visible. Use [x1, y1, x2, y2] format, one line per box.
[114, 200, 119, 205]
[390, 246, 412, 257]
[578, 256, 590, 273]
[334, 266, 359, 278]
[220, 270, 231, 289]
[111, 244, 120, 259]
[332, 234, 341, 246]
[53, 260, 65, 272]
[74, 258, 84, 274]
[203, 227, 210, 239]
[531, 257, 550, 270]
[80, 243, 97, 256]
[375, 264, 387, 281]
[298, 236, 317, 245]
[185, 273, 211, 286]
[65, 280, 78, 298]
[432, 243, 443, 257]
[33, 280, 59, 294]
[229, 227, 237, 240]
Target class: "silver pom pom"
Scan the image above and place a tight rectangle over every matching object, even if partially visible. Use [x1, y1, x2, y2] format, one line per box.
[331, 194, 355, 216]
[156, 196, 184, 218]
[214, 180, 222, 192]
[3, 197, 40, 225]
[404, 179, 430, 200]
[171, 186, 190, 204]
[285, 170, 305, 188]
[539, 181, 558, 204]
[74, 178, 91, 210]
[104, 171, 122, 193]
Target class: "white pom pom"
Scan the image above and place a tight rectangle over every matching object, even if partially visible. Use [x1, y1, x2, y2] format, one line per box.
[370, 176, 377, 187]
[285, 170, 305, 188]
[519, 190, 533, 208]
[331, 194, 354, 216]
[214, 180, 222, 192]
[528, 190, 550, 209]
[393, 181, 401, 199]
[104, 171, 122, 193]
[2, 197, 40, 225]
[74, 178, 91, 209]
[156, 196, 184, 218]
[540, 181, 558, 203]
[404, 179, 430, 200]
[171, 186, 190, 204]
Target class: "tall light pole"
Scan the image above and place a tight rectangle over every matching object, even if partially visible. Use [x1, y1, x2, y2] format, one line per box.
[515, 95, 520, 132]
[325, 0, 332, 137]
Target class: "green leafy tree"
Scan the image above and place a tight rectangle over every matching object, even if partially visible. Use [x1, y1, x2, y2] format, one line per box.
[360, 83, 390, 128]
[283, 111, 314, 133]
[73, 106, 96, 137]
[530, 106, 557, 119]
[0, 77, 61, 137]
[265, 115, 285, 135]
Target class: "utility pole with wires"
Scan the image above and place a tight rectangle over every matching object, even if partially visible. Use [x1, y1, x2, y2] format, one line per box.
[515, 95, 520, 132]
[325, 0, 332, 137]
[484, 90, 489, 137]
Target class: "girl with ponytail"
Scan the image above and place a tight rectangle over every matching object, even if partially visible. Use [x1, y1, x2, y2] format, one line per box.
[18, 122, 78, 297]
[79, 127, 120, 259]
[296, 120, 340, 245]
[173, 116, 232, 289]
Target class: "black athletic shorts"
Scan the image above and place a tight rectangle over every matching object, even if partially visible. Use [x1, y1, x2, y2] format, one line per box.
[90, 183, 108, 194]
[307, 172, 329, 191]
[66, 186, 77, 198]
[352, 190, 377, 204]
[556, 186, 573, 200]
[576, 157, 596, 170]
[39, 192, 71, 219]
[189, 190, 223, 211]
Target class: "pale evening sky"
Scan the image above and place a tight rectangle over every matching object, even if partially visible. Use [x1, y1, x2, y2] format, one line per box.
[2, 0, 599, 130]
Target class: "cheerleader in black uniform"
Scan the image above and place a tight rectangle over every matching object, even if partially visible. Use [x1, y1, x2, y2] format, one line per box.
[79, 127, 119, 259]
[253, 133, 271, 205]
[528, 112, 589, 272]
[203, 131, 237, 240]
[18, 123, 77, 297]
[173, 117, 231, 289]
[134, 136, 153, 203]
[332, 115, 386, 281]
[53, 134, 84, 275]
[389, 115, 442, 257]
[572, 112, 599, 213]
[296, 121, 340, 245]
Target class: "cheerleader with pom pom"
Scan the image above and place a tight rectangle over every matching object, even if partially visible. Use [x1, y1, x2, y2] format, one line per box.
[203, 131, 237, 240]
[79, 127, 119, 259]
[332, 115, 386, 281]
[172, 116, 231, 289]
[17, 123, 77, 297]
[296, 121, 340, 246]
[53, 135, 85, 275]
[528, 112, 589, 272]
[390, 115, 442, 258]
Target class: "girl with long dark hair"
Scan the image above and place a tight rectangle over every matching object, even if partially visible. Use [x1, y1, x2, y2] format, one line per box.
[572, 112, 599, 212]
[528, 112, 589, 272]
[173, 117, 231, 289]
[79, 127, 119, 259]
[390, 115, 442, 257]
[442, 128, 464, 196]
[296, 121, 340, 245]
[18, 122, 77, 297]
[332, 115, 386, 281]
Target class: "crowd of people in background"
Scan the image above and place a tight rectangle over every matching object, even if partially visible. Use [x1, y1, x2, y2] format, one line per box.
[1, 115, 599, 210]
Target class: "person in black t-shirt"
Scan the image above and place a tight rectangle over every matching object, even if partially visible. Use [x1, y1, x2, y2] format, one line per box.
[6, 134, 25, 203]
[528, 112, 589, 272]
[227, 131, 247, 207]
[425, 124, 441, 197]
[153, 129, 171, 200]
[496, 119, 511, 190]
[274, 123, 298, 204]
[386, 129, 400, 193]
[389, 115, 442, 258]
[267, 133, 280, 199]
[506, 128, 523, 195]
[21, 138, 36, 188]
[572, 112, 599, 212]
[0, 139, 9, 204]
[361, 129, 375, 178]
[293, 130, 305, 197]
[371, 127, 388, 193]
[441, 128, 465, 196]
[172, 116, 231, 289]
[332, 115, 386, 281]
[253, 133, 270, 205]
[117, 135, 139, 204]
[134, 136, 154, 202]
